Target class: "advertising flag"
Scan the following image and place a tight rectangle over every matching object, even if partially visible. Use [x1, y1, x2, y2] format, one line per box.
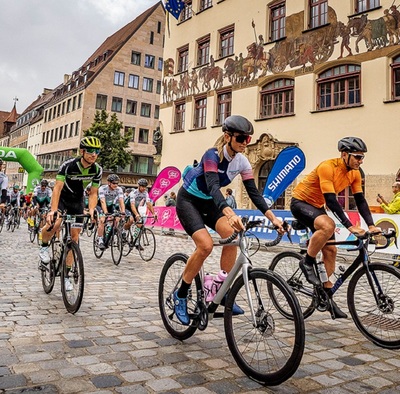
[148, 166, 181, 203]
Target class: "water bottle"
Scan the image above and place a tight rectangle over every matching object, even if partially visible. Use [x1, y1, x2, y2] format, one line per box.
[316, 261, 328, 283]
[299, 231, 309, 250]
[203, 273, 214, 302]
[132, 225, 140, 239]
[209, 270, 228, 301]
[105, 223, 112, 239]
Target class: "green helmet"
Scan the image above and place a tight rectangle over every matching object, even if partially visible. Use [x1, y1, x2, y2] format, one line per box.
[13, 184, 20, 190]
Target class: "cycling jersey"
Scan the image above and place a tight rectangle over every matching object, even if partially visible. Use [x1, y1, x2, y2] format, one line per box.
[0, 172, 9, 203]
[56, 157, 102, 202]
[98, 185, 124, 207]
[129, 188, 151, 209]
[8, 189, 20, 206]
[33, 185, 52, 207]
[292, 158, 363, 208]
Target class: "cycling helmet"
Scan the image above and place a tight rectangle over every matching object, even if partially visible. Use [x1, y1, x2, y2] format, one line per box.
[138, 178, 148, 187]
[107, 174, 120, 183]
[13, 184, 20, 190]
[49, 181, 55, 188]
[80, 136, 102, 149]
[41, 179, 48, 187]
[222, 115, 254, 135]
[338, 137, 367, 153]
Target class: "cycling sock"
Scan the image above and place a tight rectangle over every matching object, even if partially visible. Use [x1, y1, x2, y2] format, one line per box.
[305, 254, 316, 265]
[177, 280, 190, 298]
[41, 242, 49, 247]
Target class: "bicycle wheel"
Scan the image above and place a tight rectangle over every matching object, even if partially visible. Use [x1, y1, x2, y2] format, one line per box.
[29, 225, 37, 243]
[41, 239, 59, 294]
[93, 227, 104, 258]
[224, 268, 305, 386]
[269, 251, 315, 319]
[138, 227, 156, 261]
[122, 229, 133, 257]
[348, 263, 400, 349]
[61, 241, 84, 314]
[9, 214, 16, 232]
[111, 229, 123, 265]
[158, 253, 201, 340]
[0, 213, 4, 232]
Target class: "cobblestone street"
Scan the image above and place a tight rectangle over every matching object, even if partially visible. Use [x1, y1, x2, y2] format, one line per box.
[0, 223, 399, 393]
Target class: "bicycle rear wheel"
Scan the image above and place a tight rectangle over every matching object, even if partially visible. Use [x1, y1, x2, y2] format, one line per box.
[61, 241, 84, 314]
[269, 251, 315, 319]
[224, 268, 305, 386]
[122, 229, 133, 257]
[29, 225, 37, 243]
[111, 229, 123, 265]
[93, 227, 104, 258]
[348, 263, 400, 349]
[0, 213, 4, 232]
[138, 227, 156, 261]
[158, 253, 201, 340]
[41, 239, 59, 294]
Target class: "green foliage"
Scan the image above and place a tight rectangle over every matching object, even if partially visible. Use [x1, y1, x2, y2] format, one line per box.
[83, 110, 133, 171]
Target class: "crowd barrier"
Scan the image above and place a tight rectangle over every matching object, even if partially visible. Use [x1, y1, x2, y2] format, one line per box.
[148, 207, 399, 255]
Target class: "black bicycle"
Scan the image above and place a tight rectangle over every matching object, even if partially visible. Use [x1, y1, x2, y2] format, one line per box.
[29, 207, 48, 244]
[6, 205, 19, 232]
[40, 213, 88, 314]
[269, 221, 400, 349]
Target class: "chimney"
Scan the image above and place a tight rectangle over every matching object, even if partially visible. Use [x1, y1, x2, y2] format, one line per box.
[64, 74, 71, 84]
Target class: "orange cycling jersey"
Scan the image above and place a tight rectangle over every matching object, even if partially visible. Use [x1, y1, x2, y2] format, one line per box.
[292, 158, 363, 208]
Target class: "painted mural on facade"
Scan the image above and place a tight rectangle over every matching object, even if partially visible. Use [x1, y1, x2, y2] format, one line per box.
[163, 5, 400, 102]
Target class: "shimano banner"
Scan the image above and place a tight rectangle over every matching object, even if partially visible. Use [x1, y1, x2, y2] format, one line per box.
[263, 146, 306, 207]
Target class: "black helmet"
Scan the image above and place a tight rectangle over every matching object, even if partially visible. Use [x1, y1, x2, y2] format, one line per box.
[222, 115, 254, 135]
[338, 137, 367, 153]
[107, 174, 120, 183]
[80, 136, 102, 149]
[138, 178, 148, 187]
[41, 179, 48, 187]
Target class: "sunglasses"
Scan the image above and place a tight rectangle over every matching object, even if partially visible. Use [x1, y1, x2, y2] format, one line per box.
[85, 148, 101, 154]
[231, 134, 252, 144]
[348, 153, 365, 161]
[111, 182, 119, 185]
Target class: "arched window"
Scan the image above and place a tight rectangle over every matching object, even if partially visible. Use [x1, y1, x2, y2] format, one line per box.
[260, 78, 294, 118]
[259, 160, 285, 209]
[317, 64, 361, 110]
[392, 55, 400, 100]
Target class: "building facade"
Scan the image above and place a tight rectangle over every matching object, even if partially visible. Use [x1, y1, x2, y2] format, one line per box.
[35, 1, 165, 187]
[159, 0, 400, 209]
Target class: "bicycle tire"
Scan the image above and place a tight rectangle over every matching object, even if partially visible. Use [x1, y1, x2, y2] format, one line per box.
[29, 225, 36, 243]
[111, 229, 123, 265]
[138, 227, 156, 262]
[269, 251, 315, 319]
[10, 214, 16, 232]
[348, 263, 400, 349]
[61, 241, 84, 314]
[122, 228, 133, 257]
[0, 213, 4, 232]
[93, 227, 104, 258]
[158, 253, 201, 340]
[41, 239, 59, 294]
[224, 268, 305, 386]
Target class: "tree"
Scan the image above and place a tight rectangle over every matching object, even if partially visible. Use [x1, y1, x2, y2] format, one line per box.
[83, 110, 133, 172]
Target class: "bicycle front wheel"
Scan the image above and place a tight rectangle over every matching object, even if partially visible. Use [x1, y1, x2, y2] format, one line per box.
[269, 251, 315, 319]
[158, 253, 201, 340]
[138, 227, 156, 261]
[41, 240, 58, 294]
[348, 263, 400, 349]
[0, 214, 4, 232]
[93, 228, 104, 258]
[111, 229, 123, 265]
[29, 226, 36, 243]
[61, 242, 84, 314]
[122, 229, 133, 257]
[224, 268, 305, 386]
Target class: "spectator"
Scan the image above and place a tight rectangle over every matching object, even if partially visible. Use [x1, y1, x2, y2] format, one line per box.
[225, 188, 237, 209]
[166, 191, 177, 207]
[377, 182, 400, 214]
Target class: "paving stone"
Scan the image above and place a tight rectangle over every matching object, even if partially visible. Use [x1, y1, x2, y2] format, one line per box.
[0, 374, 27, 390]
[91, 374, 123, 388]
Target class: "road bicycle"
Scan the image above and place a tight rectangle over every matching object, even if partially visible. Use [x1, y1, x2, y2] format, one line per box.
[5, 205, 20, 232]
[121, 215, 156, 262]
[269, 220, 400, 349]
[29, 207, 48, 244]
[158, 217, 305, 386]
[0, 209, 5, 233]
[93, 212, 124, 265]
[39, 212, 89, 314]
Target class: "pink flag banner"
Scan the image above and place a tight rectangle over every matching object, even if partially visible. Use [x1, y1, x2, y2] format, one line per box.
[148, 166, 181, 203]
[148, 206, 185, 231]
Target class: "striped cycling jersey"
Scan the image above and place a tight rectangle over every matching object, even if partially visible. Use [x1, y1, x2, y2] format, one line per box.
[33, 185, 52, 204]
[98, 184, 124, 207]
[129, 189, 151, 209]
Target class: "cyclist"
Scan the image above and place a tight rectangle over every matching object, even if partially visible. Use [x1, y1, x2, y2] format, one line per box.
[0, 159, 9, 216]
[6, 184, 21, 220]
[291, 137, 381, 319]
[28, 180, 52, 227]
[39, 136, 103, 290]
[173, 115, 285, 325]
[96, 174, 125, 250]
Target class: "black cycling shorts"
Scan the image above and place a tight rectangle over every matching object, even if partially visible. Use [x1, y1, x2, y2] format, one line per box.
[58, 197, 85, 223]
[176, 187, 224, 236]
[1, 190, 9, 204]
[290, 198, 335, 240]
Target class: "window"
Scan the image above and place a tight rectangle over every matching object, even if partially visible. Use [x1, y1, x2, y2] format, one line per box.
[174, 101, 186, 131]
[126, 100, 137, 115]
[317, 65, 361, 110]
[154, 105, 160, 119]
[77, 93, 82, 108]
[96, 94, 107, 110]
[156, 80, 162, 94]
[216, 90, 231, 125]
[309, 0, 327, 29]
[59, 126, 63, 140]
[75, 121, 80, 136]
[158, 57, 163, 71]
[69, 123, 74, 137]
[270, 1, 286, 41]
[194, 96, 207, 128]
[150, 31, 154, 45]
[133, 155, 156, 175]
[128, 74, 139, 89]
[178, 45, 189, 73]
[139, 128, 149, 143]
[260, 78, 294, 118]
[114, 71, 125, 86]
[157, 21, 162, 34]
[111, 97, 123, 112]
[219, 25, 234, 58]
[143, 77, 154, 92]
[145, 54, 155, 68]
[140, 103, 151, 117]
[72, 96, 77, 111]
[131, 51, 141, 65]
[180, 0, 192, 22]
[392, 55, 400, 100]
[197, 35, 210, 66]
[125, 126, 135, 141]
[355, 0, 379, 12]
[67, 99, 71, 113]
[199, 0, 212, 11]
[64, 124, 68, 139]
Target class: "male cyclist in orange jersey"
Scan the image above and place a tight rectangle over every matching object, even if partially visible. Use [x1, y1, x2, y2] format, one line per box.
[291, 137, 381, 319]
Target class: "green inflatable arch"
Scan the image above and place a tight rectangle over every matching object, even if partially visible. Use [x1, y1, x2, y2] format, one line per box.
[0, 147, 43, 193]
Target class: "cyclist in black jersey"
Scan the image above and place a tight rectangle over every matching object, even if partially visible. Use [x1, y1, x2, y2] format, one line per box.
[39, 137, 103, 289]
